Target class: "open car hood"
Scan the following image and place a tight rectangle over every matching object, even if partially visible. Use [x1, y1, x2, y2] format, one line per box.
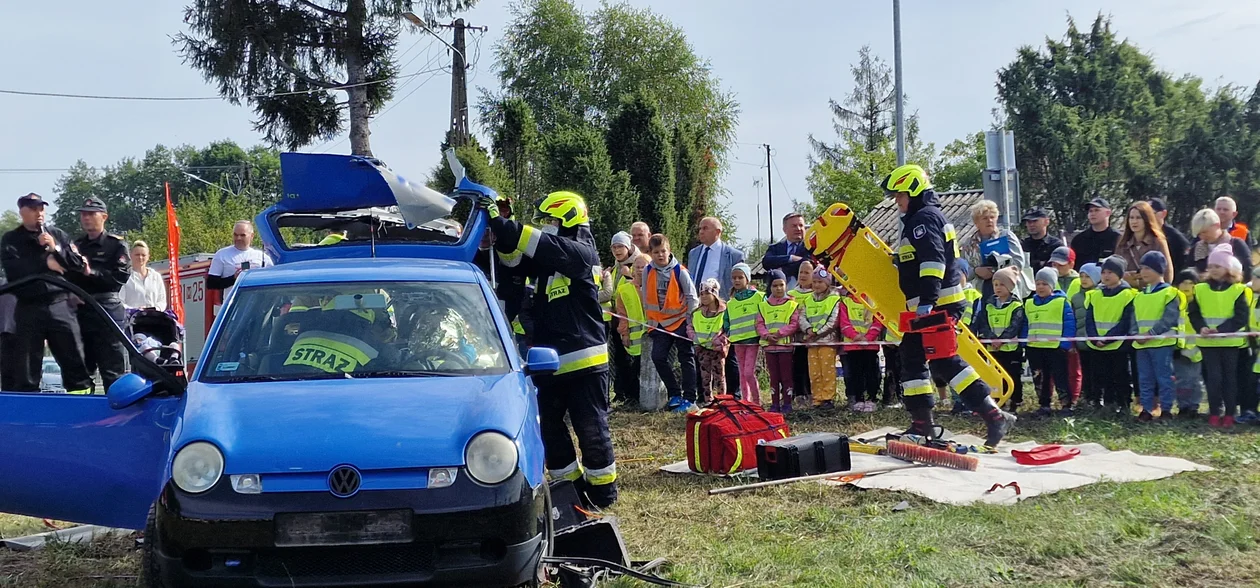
[256, 153, 487, 264]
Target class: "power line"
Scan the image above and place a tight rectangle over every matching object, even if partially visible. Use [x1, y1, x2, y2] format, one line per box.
[316, 68, 446, 154]
[0, 67, 447, 102]
[771, 158, 794, 203]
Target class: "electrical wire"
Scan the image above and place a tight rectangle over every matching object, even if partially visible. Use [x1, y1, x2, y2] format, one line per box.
[771, 158, 794, 202]
[315, 67, 445, 154]
[0, 67, 447, 102]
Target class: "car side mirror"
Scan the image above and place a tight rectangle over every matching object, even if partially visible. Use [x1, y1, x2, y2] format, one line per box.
[107, 373, 155, 409]
[523, 347, 560, 377]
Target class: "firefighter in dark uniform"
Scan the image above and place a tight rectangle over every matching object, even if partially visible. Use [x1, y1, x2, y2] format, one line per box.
[883, 165, 1017, 448]
[65, 197, 131, 392]
[482, 190, 618, 507]
[0, 193, 93, 394]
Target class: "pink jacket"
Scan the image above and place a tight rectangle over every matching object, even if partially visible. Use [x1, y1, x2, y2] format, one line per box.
[755, 296, 803, 353]
[838, 301, 883, 351]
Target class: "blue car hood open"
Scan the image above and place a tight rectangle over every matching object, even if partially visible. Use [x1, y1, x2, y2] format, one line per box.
[179, 374, 528, 474]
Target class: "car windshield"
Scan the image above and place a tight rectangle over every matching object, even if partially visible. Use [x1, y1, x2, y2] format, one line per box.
[200, 281, 509, 382]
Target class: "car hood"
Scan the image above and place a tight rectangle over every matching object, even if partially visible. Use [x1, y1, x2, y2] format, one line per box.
[179, 374, 529, 474]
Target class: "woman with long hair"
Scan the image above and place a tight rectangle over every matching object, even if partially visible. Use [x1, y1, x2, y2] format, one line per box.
[1117, 201, 1173, 285]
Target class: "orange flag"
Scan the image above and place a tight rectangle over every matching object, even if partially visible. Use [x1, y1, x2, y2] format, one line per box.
[165, 182, 185, 323]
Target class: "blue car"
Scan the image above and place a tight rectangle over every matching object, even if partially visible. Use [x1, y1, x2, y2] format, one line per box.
[0, 154, 554, 587]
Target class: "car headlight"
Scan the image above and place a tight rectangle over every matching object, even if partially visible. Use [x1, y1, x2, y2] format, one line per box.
[172, 442, 224, 494]
[464, 432, 518, 485]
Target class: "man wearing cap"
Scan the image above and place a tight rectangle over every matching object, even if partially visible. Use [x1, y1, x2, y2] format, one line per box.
[1070, 197, 1121, 270]
[66, 197, 132, 392]
[1148, 198, 1190, 273]
[1021, 206, 1064, 272]
[0, 193, 92, 394]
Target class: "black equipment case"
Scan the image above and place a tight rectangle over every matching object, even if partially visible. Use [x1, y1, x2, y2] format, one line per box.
[755, 432, 851, 481]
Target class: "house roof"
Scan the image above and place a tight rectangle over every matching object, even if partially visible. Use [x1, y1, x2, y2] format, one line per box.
[749, 189, 986, 277]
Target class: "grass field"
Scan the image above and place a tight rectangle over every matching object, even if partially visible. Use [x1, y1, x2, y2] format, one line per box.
[2, 406, 1258, 587]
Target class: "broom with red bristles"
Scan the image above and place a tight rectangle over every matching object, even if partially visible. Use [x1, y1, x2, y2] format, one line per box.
[708, 440, 979, 496]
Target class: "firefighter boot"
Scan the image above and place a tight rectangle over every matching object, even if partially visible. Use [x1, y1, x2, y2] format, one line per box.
[976, 394, 1017, 448]
[902, 395, 938, 439]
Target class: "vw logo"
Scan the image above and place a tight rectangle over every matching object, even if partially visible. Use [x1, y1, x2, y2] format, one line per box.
[328, 465, 362, 498]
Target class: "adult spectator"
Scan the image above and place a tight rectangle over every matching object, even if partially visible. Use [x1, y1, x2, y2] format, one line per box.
[1116, 201, 1173, 285]
[207, 220, 273, 298]
[961, 200, 1029, 300]
[687, 216, 746, 397]
[1148, 198, 1190, 273]
[0, 193, 92, 394]
[1189, 208, 1252, 277]
[1215, 196, 1253, 246]
[1070, 197, 1121, 269]
[120, 240, 167, 310]
[629, 221, 652, 254]
[66, 197, 131, 392]
[1020, 207, 1063, 272]
[0, 287, 16, 390]
[762, 212, 808, 289]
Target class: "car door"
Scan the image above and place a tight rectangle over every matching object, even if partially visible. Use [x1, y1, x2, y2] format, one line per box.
[0, 391, 182, 530]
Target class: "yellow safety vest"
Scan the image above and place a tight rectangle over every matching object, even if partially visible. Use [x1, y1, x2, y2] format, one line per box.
[1024, 296, 1066, 349]
[789, 288, 812, 304]
[962, 286, 982, 326]
[841, 297, 873, 343]
[1132, 285, 1179, 349]
[985, 300, 1021, 352]
[616, 281, 645, 356]
[1086, 288, 1137, 351]
[284, 330, 378, 373]
[803, 293, 841, 333]
[758, 299, 799, 347]
[595, 266, 612, 322]
[1193, 283, 1250, 348]
[1064, 277, 1081, 303]
[1253, 297, 1260, 373]
[1175, 290, 1201, 362]
[691, 309, 725, 350]
[727, 290, 766, 344]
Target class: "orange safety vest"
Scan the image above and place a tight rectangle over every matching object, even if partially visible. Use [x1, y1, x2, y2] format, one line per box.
[1228, 221, 1250, 243]
[643, 265, 688, 332]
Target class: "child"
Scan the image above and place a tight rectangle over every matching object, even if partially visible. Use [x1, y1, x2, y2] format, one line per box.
[756, 269, 802, 413]
[790, 261, 815, 408]
[975, 267, 1026, 414]
[1239, 268, 1260, 424]
[628, 254, 667, 410]
[801, 268, 842, 409]
[1249, 267, 1260, 421]
[1173, 269, 1204, 418]
[643, 233, 699, 412]
[688, 279, 730, 404]
[1188, 245, 1251, 429]
[1024, 267, 1076, 416]
[839, 287, 884, 412]
[1051, 247, 1083, 404]
[614, 253, 650, 407]
[1085, 256, 1137, 416]
[1075, 263, 1101, 408]
[727, 263, 765, 404]
[1131, 251, 1179, 422]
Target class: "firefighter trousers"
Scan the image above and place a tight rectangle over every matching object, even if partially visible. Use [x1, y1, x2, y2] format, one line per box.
[79, 299, 128, 392]
[535, 369, 618, 507]
[898, 304, 992, 410]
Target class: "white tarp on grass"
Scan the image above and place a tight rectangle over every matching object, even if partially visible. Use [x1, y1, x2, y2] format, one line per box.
[664, 426, 1212, 505]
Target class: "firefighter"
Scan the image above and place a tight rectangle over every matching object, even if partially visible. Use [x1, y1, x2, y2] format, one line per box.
[66, 197, 132, 392]
[883, 164, 1017, 448]
[482, 190, 617, 507]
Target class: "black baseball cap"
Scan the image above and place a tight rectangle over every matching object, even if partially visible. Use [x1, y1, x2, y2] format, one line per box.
[1021, 206, 1049, 222]
[77, 197, 108, 213]
[17, 193, 47, 209]
[1148, 197, 1167, 212]
[1086, 197, 1111, 210]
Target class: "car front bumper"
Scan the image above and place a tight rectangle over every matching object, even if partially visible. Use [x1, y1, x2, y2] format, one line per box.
[152, 471, 544, 587]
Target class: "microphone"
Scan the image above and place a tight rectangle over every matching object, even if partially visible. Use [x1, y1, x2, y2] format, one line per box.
[37, 223, 54, 251]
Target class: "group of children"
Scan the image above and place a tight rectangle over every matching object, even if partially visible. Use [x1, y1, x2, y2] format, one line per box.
[627, 233, 1259, 427]
[971, 244, 1260, 428]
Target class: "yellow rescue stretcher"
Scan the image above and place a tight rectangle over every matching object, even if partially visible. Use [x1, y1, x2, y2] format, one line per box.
[804, 202, 1016, 407]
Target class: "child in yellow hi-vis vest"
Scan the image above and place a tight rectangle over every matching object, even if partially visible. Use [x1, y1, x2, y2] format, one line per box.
[756, 269, 803, 414]
[1188, 245, 1251, 429]
[687, 279, 730, 404]
[728, 263, 765, 403]
[1173, 269, 1204, 417]
[1131, 251, 1179, 422]
[800, 268, 842, 409]
[789, 261, 815, 409]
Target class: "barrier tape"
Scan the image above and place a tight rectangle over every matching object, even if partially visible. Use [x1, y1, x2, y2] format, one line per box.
[603, 310, 1260, 349]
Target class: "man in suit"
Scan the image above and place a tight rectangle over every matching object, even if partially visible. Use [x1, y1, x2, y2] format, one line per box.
[687, 216, 746, 397]
[762, 212, 809, 289]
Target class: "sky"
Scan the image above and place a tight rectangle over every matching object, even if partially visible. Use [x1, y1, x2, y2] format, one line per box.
[3, 0, 1259, 247]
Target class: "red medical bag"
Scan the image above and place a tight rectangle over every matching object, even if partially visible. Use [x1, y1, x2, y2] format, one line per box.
[685, 395, 790, 474]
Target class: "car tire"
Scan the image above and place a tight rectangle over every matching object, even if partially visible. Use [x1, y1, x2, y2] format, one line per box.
[142, 503, 176, 588]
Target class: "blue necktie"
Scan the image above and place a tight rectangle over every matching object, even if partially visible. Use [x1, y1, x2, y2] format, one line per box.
[695, 247, 711, 283]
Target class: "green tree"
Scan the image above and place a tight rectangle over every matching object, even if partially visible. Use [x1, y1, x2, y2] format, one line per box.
[488, 97, 544, 216]
[0, 210, 18, 234]
[129, 190, 267, 260]
[932, 131, 986, 191]
[176, 0, 476, 155]
[542, 123, 638, 263]
[607, 91, 676, 246]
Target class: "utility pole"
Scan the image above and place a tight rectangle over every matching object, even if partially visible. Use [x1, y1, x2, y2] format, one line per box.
[893, 0, 906, 165]
[754, 178, 762, 241]
[436, 18, 486, 147]
[765, 144, 775, 242]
